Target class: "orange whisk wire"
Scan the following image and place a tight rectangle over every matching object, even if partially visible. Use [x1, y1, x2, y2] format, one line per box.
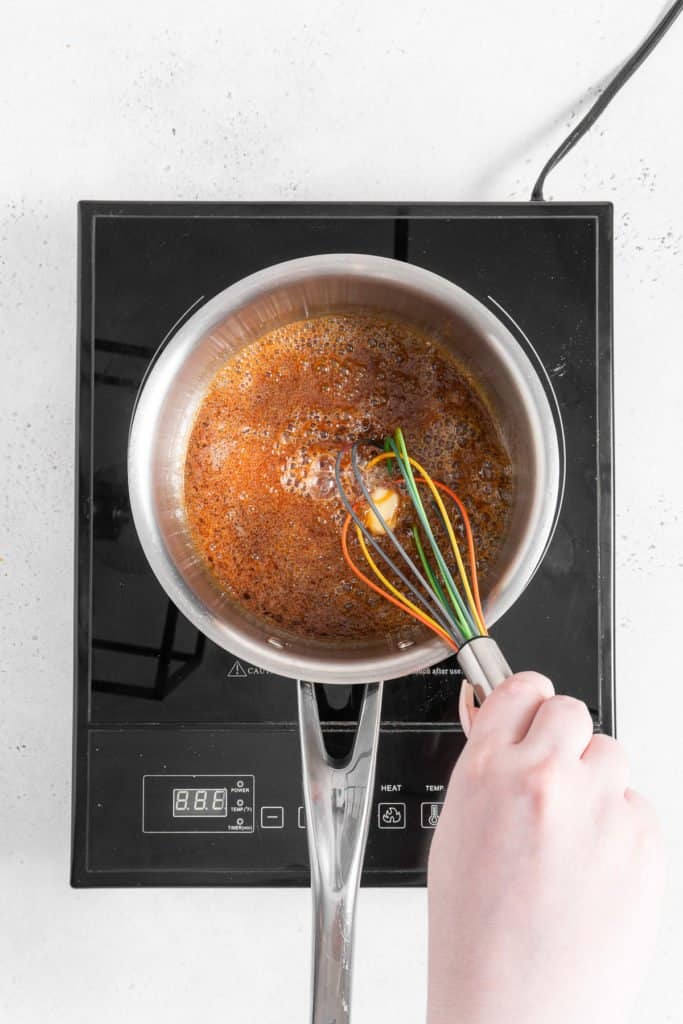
[340, 514, 459, 652]
[335, 431, 490, 650]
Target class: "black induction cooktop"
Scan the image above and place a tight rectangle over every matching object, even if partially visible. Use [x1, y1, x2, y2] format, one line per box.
[72, 201, 614, 887]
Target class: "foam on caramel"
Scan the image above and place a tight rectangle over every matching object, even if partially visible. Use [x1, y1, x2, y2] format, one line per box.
[184, 314, 512, 644]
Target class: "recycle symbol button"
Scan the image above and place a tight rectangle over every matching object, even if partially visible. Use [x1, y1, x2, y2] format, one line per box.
[377, 802, 406, 829]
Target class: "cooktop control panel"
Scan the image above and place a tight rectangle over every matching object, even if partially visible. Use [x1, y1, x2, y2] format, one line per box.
[86, 726, 465, 883]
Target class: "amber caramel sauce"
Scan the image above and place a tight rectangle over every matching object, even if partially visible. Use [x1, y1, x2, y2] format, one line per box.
[184, 314, 512, 644]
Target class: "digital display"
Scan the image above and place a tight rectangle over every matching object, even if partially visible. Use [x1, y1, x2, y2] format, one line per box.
[172, 787, 228, 817]
[143, 775, 255, 833]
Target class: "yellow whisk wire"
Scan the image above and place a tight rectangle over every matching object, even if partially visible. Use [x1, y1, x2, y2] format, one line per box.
[413, 464, 487, 637]
[354, 524, 445, 634]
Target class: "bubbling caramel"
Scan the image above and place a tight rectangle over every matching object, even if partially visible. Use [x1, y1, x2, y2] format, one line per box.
[183, 314, 512, 644]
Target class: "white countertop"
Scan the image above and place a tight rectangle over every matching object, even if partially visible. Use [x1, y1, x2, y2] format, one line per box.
[1, 1, 682, 1020]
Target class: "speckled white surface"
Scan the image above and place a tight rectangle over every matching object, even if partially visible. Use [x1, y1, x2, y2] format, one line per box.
[1, 1, 682, 1021]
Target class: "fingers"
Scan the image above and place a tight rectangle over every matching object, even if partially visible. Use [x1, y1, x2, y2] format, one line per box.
[521, 694, 594, 760]
[458, 680, 476, 737]
[581, 733, 630, 791]
[467, 672, 555, 745]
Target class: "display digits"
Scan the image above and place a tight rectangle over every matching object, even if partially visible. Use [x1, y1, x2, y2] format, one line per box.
[172, 786, 229, 817]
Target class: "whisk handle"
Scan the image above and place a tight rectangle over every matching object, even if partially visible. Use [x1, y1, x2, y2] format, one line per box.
[456, 636, 513, 705]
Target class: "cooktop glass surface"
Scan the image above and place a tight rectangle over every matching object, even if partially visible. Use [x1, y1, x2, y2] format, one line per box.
[84, 203, 612, 726]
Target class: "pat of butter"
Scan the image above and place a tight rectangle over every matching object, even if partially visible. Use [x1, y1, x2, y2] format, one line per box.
[365, 487, 400, 536]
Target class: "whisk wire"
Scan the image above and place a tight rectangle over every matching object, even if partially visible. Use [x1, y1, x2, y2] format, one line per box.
[355, 527, 445, 635]
[340, 516, 458, 650]
[382, 437, 475, 638]
[360, 448, 469, 639]
[336, 428, 489, 652]
[334, 449, 457, 638]
[425, 477, 487, 635]
[393, 429, 480, 627]
[406, 453, 486, 637]
[411, 526, 448, 609]
[349, 444, 462, 636]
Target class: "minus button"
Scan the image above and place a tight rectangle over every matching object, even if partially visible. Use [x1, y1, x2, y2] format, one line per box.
[260, 806, 285, 829]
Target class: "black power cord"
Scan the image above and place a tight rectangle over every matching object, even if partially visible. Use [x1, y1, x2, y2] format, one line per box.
[531, 0, 683, 201]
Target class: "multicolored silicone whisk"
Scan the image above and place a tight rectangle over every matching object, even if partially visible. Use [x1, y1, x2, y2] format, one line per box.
[334, 427, 512, 715]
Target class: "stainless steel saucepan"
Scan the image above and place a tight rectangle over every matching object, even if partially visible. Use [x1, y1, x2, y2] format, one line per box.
[128, 253, 561, 1024]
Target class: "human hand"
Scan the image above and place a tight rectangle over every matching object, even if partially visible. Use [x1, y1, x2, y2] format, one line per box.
[428, 672, 665, 1024]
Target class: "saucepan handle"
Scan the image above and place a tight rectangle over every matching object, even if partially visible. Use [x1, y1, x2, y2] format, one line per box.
[297, 680, 383, 1024]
